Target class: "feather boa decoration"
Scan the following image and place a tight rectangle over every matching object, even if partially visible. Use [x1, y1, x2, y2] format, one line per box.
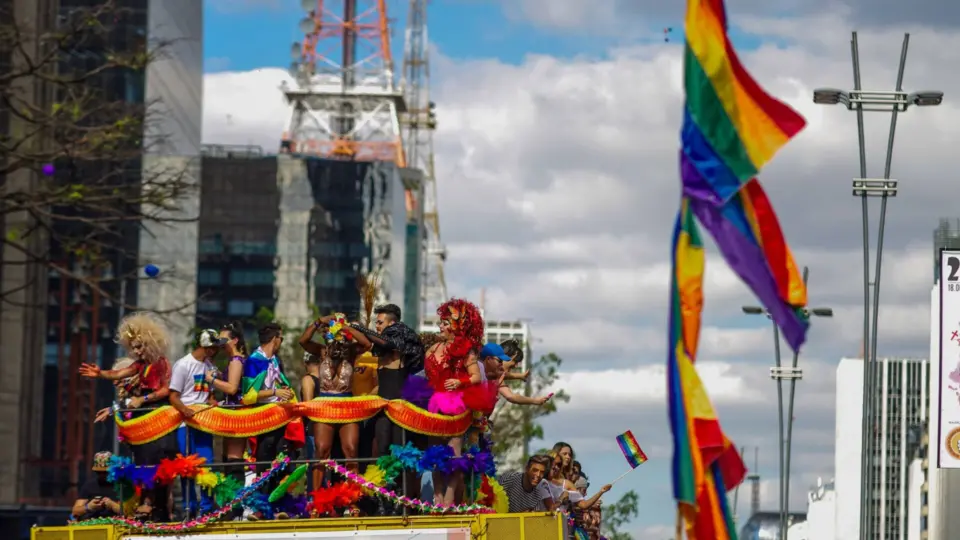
[390, 442, 423, 471]
[154, 454, 206, 485]
[474, 475, 509, 514]
[386, 443, 497, 478]
[308, 482, 362, 516]
[322, 460, 493, 515]
[276, 493, 309, 518]
[419, 445, 455, 474]
[269, 464, 308, 502]
[375, 455, 405, 486]
[400, 375, 433, 408]
[74, 453, 290, 533]
[362, 464, 386, 487]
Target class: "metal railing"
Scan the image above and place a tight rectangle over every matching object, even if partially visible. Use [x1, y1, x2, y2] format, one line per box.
[106, 402, 479, 521]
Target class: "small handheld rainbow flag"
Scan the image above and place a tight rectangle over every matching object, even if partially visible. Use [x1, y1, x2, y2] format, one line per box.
[616, 430, 648, 469]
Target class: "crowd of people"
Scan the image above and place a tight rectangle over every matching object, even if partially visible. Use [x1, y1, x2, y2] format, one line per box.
[68, 299, 610, 539]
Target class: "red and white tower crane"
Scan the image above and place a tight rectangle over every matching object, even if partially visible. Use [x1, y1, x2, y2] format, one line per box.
[281, 0, 447, 320]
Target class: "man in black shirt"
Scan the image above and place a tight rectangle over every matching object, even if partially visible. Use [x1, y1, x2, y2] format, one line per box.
[71, 452, 122, 521]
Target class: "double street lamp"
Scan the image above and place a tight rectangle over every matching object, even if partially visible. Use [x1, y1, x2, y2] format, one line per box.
[812, 31, 943, 540]
[742, 266, 834, 539]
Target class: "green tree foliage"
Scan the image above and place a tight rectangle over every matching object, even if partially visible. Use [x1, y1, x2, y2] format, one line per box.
[601, 490, 640, 540]
[490, 352, 570, 470]
[1, 1, 196, 310]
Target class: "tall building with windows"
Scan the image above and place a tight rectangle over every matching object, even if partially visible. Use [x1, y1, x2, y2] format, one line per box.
[196, 149, 417, 332]
[23, 0, 202, 510]
[834, 357, 930, 540]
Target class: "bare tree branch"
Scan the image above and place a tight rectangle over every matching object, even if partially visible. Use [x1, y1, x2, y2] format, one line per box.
[1, 1, 198, 316]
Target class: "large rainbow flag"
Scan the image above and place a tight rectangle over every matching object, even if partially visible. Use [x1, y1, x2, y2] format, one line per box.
[669, 0, 809, 537]
[668, 201, 746, 539]
[680, 0, 809, 352]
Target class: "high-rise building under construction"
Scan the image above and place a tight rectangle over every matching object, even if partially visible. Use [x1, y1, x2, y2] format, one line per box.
[195, 146, 423, 330]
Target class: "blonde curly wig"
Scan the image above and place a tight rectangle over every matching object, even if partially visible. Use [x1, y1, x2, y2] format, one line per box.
[115, 312, 171, 362]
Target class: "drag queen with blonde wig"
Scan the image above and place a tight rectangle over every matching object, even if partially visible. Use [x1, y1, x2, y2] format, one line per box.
[78, 311, 176, 521]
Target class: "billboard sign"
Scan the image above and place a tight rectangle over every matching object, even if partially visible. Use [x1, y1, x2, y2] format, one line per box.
[939, 249, 960, 468]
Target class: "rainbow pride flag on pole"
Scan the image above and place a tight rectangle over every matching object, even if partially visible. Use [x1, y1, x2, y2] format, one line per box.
[668, 200, 746, 539]
[680, 0, 809, 352]
[616, 431, 648, 469]
[668, 0, 810, 537]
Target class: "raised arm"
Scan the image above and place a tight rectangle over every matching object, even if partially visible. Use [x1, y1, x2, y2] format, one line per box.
[79, 363, 137, 381]
[348, 323, 373, 351]
[576, 484, 611, 510]
[299, 318, 328, 357]
[498, 385, 548, 406]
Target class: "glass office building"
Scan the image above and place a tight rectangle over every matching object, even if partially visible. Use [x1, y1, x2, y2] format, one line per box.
[196, 152, 417, 332]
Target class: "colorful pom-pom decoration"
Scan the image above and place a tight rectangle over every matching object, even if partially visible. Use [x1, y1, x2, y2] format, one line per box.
[41, 163, 55, 176]
[144, 264, 160, 278]
[325, 312, 348, 342]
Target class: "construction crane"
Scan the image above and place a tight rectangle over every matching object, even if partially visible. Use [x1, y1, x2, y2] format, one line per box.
[281, 0, 403, 162]
[400, 0, 448, 317]
[281, 0, 447, 321]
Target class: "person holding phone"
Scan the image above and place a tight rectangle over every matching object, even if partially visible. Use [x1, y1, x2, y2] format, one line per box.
[71, 452, 122, 520]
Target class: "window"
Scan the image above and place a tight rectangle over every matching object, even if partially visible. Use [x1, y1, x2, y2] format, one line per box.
[227, 300, 254, 316]
[230, 241, 277, 256]
[200, 237, 224, 254]
[198, 299, 222, 312]
[198, 269, 222, 285]
[229, 269, 275, 286]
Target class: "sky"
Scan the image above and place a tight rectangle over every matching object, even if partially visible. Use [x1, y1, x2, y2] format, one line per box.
[198, 0, 960, 537]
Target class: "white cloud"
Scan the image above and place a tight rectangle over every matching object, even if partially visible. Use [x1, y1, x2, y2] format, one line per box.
[201, 11, 954, 532]
[551, 361, 765, 408]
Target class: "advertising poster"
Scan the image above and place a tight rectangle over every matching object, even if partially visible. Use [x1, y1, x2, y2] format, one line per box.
[939, 249, 960, 468]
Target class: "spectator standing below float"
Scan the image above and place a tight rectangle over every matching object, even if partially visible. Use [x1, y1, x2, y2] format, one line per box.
[71, 452, 123, 521]
[497, 455, 554, 513]
[169, 329, 226, 517]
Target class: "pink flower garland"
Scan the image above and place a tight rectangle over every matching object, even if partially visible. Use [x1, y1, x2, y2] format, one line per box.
[321, 460, 495, 515]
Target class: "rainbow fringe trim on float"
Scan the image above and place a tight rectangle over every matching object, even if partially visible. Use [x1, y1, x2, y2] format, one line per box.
[116, 397, 473, 445]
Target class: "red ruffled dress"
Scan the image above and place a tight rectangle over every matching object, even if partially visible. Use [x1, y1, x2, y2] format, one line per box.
[424, 348, 497, 416]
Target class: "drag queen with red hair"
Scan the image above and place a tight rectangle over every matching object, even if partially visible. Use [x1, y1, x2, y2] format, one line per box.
[424, 298, 495, 505]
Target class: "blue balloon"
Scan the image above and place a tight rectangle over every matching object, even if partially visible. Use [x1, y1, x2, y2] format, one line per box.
[144, 264, 160, 278]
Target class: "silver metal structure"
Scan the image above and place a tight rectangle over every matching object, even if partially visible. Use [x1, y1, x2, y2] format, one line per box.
[742, 267, 834, 539]
[401, 0, 448, 319]
[812, 32, 942, 540]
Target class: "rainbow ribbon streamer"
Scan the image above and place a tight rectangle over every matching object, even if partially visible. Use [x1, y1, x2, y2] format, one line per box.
[670, 0, 810, 538]
[616, 430, 648, 469]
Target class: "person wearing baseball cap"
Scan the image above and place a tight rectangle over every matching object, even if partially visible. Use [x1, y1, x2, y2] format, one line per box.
[168, 329, 225, 517]
[71, 451, 121, 520]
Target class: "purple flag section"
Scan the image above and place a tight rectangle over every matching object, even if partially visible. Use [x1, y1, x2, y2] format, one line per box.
[680, 153, 808, 352]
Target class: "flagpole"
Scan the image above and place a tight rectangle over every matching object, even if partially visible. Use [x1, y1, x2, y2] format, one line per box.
[609, 468, 635, 485]
[674, 508, 683, 540]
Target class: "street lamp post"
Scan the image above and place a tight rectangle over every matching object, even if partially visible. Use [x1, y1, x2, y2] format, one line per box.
[812, 31, 942, 540]
[742, 266, 834, 540]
